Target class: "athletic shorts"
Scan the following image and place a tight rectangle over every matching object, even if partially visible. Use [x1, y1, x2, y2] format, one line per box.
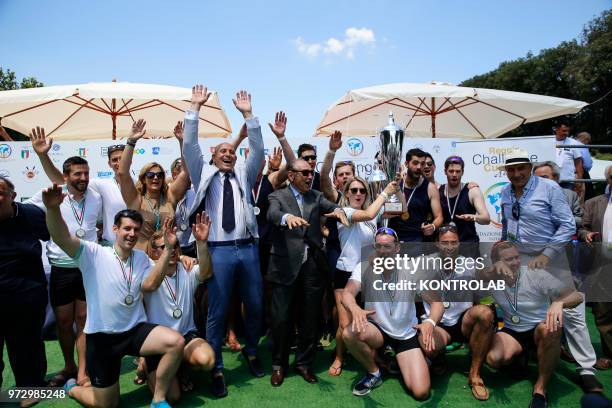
[500, 326, 537, 354]
[370, 321, 420, 354]
[439, 311, 468, 344]
[86, 322, 158, 388]
[333, 269, 352, 290]
[145, 330, 202, 372]
[49, 266, 86, 307]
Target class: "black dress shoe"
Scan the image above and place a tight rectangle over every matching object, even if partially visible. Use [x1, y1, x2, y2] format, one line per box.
[271, 368, 285, 387]
[580, 374, 604, 393]
[295, 366, 318, 383]
[242, 349, 265, 378]
[211, 370, 228, 398]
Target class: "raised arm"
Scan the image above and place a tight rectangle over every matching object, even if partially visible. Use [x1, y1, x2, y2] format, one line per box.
[141, 218, 176, 292]
[234, 90, 264, 189]
[350, 181, 399, 222]
[266, 147, 285, 188]
[167, 123, 190, 207]
[117, 120, 146, 210]
[182, 84, 211, 189]
[428, 182, 444, 228]
[268, 111, 295, 188]
[192, 211, 213, 281]
[320, 131, 342, 202]
[30, 127, 64, 184]
[42, 184, 81, 257]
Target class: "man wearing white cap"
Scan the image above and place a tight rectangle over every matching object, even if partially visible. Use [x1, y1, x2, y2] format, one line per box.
[499, 148, 603, 394]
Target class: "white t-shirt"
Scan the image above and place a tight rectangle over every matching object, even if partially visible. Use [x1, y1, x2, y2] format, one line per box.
[555, 137, 583, 182]
[491, 266, 565, 332]
[75, 240, 151, 334]
[144, 263, 201, 335]
[89, 178, 126, 243]
[175, 188, 196, 247]
[336, 207, 377, 272]
[423, 255, 476, 327]
[28, 186, 102, 268]
[350, 261, 420, 340]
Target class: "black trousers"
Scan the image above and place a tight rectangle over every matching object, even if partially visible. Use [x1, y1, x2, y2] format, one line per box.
[0, 287, 48, 388]
[270, 255, 322, 369]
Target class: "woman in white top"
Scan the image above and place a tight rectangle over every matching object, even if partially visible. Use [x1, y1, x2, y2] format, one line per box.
[329, 175, 402, 376]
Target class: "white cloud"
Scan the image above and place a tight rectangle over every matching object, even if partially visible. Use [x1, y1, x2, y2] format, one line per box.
[295, 27, 376, 59]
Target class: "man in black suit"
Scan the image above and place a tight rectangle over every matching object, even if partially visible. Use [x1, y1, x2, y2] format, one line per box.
[267, 159, 348, 386]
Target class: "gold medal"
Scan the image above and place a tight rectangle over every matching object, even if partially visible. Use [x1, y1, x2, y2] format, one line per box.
[401, 211, 410, 221]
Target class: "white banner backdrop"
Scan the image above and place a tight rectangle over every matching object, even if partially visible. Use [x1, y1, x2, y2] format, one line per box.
[0, 135, 554, 242]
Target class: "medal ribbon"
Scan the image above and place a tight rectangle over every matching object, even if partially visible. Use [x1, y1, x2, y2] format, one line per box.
[445, 183, 463, 221]
[252, 176, 264, 206]
[163, 270, 179, 306]
[503, 269, 521, 317]
[69, 193, 86, 227]
[113, 248, 134, 294]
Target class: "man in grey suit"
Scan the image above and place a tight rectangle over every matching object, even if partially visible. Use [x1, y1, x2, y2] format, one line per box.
[267, 159, 348, 387]
[182, 85, 265, 397]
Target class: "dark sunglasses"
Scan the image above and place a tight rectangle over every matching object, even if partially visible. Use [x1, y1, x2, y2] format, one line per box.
[301, 155, 317, 162]
[145, 171, 165, 179]
[375, 227, 399, 242]
[152, 244, 165, 250]
[108, 144, 125, 154]
[438, 224, 458, 234]
[293, 169, 314, 177]
[349, 187, 367, 195]
[424, 161, 434, 167]
[512, 202, 520, 220]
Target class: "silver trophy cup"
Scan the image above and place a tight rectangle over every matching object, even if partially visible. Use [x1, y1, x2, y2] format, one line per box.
[368, 112, 404, 215]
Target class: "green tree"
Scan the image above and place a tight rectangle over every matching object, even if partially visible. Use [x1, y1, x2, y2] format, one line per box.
[0, 68, 44, 140]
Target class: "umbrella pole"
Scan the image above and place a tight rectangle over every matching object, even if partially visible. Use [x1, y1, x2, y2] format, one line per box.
[431, 97, 436, 138]
[112, 97, 116, 140]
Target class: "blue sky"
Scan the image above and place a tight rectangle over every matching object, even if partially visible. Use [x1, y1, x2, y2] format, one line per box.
[1, 0, 610, 139]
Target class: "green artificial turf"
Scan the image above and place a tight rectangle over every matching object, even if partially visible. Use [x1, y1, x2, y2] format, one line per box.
[2, 310, 611, 407]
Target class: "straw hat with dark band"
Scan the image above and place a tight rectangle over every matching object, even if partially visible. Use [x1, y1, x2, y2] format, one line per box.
[497, 148, 532, 171]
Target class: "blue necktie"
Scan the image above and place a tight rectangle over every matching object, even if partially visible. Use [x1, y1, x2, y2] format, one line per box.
[222, 173, 235, 232]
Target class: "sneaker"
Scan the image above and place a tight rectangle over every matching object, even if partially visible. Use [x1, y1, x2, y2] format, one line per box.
[352, 373, 382, 396]
[528, 393, 547, 408]
[150, 400, 172, 408]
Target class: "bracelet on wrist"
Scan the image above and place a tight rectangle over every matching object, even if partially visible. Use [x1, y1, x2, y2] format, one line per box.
[380, 191, 389, 200]
[277, 136, 286, 142]
[126, 140, 137, 147]
[269, 168, 279, 172]
[424, 318, 436, 327]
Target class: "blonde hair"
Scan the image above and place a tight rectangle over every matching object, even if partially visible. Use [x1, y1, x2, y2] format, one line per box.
[339, 176, 371, 210]
[135, 162, 169, 196]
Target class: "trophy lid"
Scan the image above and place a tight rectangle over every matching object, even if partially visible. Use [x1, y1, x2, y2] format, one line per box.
[382, 111, 403, 133]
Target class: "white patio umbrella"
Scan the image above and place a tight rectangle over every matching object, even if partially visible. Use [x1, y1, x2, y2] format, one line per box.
[0, 80, 232, 140]
[315, 81, 587, 138]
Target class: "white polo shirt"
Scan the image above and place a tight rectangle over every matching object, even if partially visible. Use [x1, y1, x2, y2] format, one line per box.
[555, 137, 583, 182]
[74, 240, 151, 334]
[350, 261, 420, 340]
[89, 177, 126, 243]
[144, 263, 202, 335]
[28, 186, 102, 268]
[490, 266, 566, 332]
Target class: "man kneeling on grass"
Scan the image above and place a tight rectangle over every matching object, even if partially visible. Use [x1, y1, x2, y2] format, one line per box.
[342, 227, 444, 400]
[420, 224, 495, 401]
[142, 212, 215, 400]
[485, 241, 583, 408]
[43, 182, 183, 408]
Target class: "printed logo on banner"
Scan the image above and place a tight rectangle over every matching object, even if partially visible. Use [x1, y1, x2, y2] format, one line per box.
[0, 170, 10, 178]
[78, 148, 88, 157]
[433, 145, 441, 154]
[20, 148, 31, 159]
[134, 148, 145, 155]
[23, 165, 39, 182]
[97, 171, 113, 178]
[152, 147, 160, 155]
[52, 144, 61, 152]
[483, 182, 509, 228]
[50, 143, 62, 157]
[346, 138, 364, 157]
[0, 144, 12, 159]
[100, 147, 108, 157]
